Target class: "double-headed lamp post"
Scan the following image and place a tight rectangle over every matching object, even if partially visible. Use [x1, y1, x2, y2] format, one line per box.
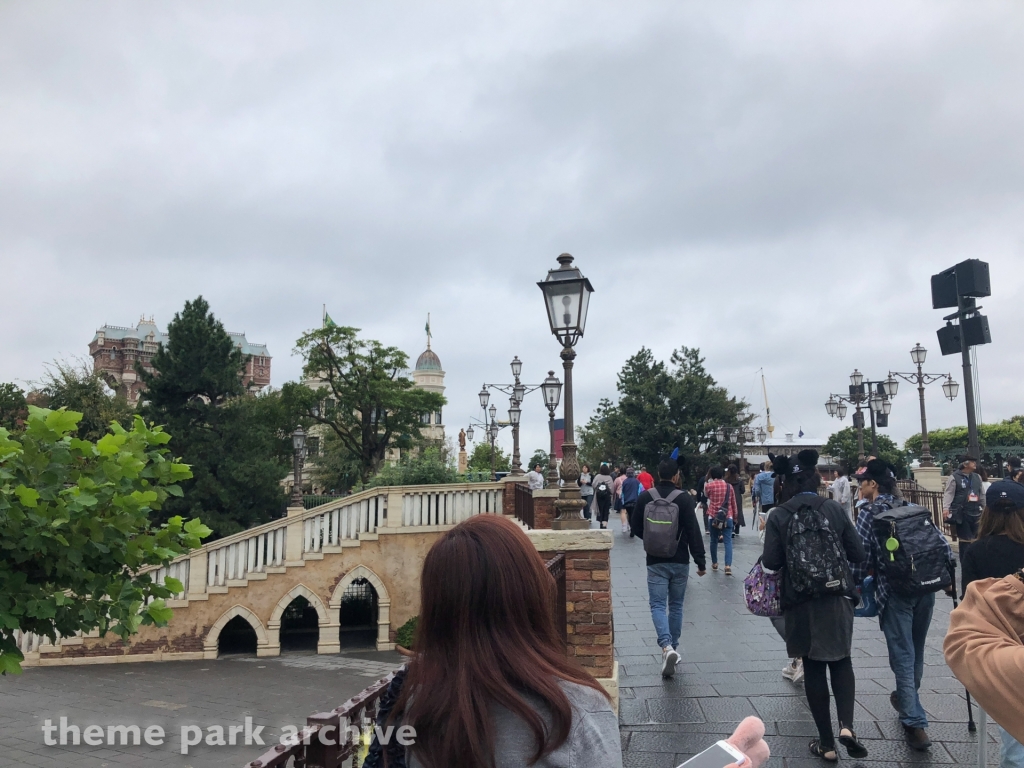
[467, 388, 509, 480]
[715, 427, 758, 477]
[538, 254, 594, 526]
[541, 371, 563, 486]
[290, 426, 307, 508]
[889, 343, 959, 468]
[477, 356, 545, 477]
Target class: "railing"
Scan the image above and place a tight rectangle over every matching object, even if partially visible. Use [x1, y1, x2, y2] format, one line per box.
[149, 559, 190, 598]
[245, 670, 397, 768]
[303, 494, 348, 509]
[303, 494, 386, 554]
[546, 553, 567, 649]
[515, 482, 535, 529]
[897, 479, 953, 539]
[401, 487, 501, 526]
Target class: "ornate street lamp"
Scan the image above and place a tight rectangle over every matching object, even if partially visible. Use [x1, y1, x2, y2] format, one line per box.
[890, 344, 957, 467]
[837, 402, 848, 419]
[488, 403, 497, 422]
[541, 371, 562, 486]
[829, 371, 891, 459]
[756, 427, 767, 444]
[850, 369, 864, 388]
[478, 386, 490, 409]
[466, 424, 474, 442]
[509, 403, 521, 426]
[825, 396, 839, 417]
[290, 426, 306, 508]
[510, 356, 523, 379]
[883, 376, 899, 398]
[943, 375, 960, 401]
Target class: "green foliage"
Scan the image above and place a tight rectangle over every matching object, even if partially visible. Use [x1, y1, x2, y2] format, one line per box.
[466, 441, 510, 473]
[0, 384, 27, 433]
[283, 325, 446, 483]
[577, 347, 747, 482]
[0, 406, 208, 674]
[362, 447, 459, 488]
[140, 298, 290, 539]
[311, 431, 363, 494]
[395, 615, 418, 650]
[35, 360, 133, 442]
[526, 449, 549, 473]
[904, 417, 1024, 461]
[824, 426, 908, 476]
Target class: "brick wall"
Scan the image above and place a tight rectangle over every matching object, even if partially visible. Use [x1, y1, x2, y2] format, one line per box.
[539, 549, 613, 679]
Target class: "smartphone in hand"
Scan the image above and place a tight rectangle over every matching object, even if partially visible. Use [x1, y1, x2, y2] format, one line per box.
[676, 740, 748, 768]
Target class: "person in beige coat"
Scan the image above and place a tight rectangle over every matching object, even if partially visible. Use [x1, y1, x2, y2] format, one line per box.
[943, 571, 1024, 747]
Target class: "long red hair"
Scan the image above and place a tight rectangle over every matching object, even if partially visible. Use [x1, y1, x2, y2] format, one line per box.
[390, 514, 607, 767]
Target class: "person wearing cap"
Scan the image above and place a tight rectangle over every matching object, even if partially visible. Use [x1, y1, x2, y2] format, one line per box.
[943, 456, 984, 576]
[850, 459, 953, 752]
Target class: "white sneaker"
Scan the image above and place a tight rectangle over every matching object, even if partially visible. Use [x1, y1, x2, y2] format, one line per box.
[791, 658, 804, 684]
[661, 647, 681, 678]
[781, 659, 799, 680]
[622, 523, 629, 534]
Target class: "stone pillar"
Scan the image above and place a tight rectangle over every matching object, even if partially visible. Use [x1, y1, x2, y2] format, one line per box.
[186, 550, 208, 600]
[458, 449, 468, 474]
[385, 489, 405, 528]
[532, 489, 559, 529]
[285, 505, 305, 566]
[914, 465, 945, 493]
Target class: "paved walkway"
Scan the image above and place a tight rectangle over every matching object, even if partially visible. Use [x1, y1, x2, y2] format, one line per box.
[608, 518, 998, 768]
[0, 649, 403, 767]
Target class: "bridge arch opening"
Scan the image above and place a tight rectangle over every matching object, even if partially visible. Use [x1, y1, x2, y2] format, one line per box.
[218, 616, 258, 656]
[279, 596, 320, 652]
[339, 577, 378, 649]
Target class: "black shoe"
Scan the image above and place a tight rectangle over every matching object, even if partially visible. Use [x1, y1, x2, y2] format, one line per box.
[838, 727, 868, 759]
[890, 690, 899, 713]
[903, 725, 931, 751]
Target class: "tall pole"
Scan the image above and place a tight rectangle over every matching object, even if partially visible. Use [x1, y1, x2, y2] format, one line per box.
[958, 295, 982, 459]
[916, 362, 935, 467]
[290, 448, 304, 507]
[559, 344, 580, 491]
[489, 423, 497, 481]
[869, 397, 879, 456]
[854, 401, 865, 460]
[511, 419, 522, 476]
[546, 407, 558, 486]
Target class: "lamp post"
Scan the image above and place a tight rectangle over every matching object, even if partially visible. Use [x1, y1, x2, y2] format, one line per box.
[538, 254, 594, 527]
[290, 426, 306, 508]
[477, 357, 548, 477]
[541, 371, 562, 486]
[889, 344, 958, 468]
[466, 388, 511, 480]
[714, 427, 756, 479]
[826, 370, 893, 459]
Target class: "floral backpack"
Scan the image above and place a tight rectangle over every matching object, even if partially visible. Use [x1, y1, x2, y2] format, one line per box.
[744, 557, 782, 617]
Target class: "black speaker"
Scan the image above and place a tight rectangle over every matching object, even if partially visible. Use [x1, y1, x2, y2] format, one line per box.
[931, 269, 958, 309]
[954, 259, 991, 298]
[963, 313, 992, 346]
[937, 322, 961, 355]
[876, 414, 889, 428]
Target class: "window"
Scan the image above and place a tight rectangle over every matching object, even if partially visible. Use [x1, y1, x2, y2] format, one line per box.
[421, 412, 431, 424]
[306, 436, 320, 457]
[434, 410, 443, 425]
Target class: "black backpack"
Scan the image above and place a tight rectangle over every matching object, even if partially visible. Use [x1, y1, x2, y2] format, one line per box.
[595, 481, 611, 502]
[871, 501, 953, 597]
[784, 497, 852, 600]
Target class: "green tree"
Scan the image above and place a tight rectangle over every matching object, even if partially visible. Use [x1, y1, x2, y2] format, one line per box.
[577, 347, 747, 482]
[824, 426, 908, 476]
[0, 383, 27, 432]
[310, 431, 363, 493]
[34, 360, 133, 442]
[140, 298, 290, 539]
[904, 418, 1024, 462]
[283, 325, 446, 484]
[526, 449, 549, 473]
[0, 406, 209, 674]
[363, 447, 460, 487]
[466, 441, 511, 474]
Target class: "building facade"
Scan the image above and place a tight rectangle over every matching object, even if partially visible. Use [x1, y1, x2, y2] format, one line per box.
[89, 316, 271, 404]
[411, 338, 445, 443]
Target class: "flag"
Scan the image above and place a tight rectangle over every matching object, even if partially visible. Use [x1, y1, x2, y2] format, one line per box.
[425, 315, 431, 340]
[670, 446, 679, 460]
[324, 312, 337, 328]
[798, 427, 804, 437]
[552, 418, 565, 459]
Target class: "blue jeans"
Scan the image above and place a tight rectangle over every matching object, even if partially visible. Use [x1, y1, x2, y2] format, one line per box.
[879, 591, 935, 729]
[647, 562, 690, 650]
[709, 519, 734, 566]
[999, 726, 1024, 768]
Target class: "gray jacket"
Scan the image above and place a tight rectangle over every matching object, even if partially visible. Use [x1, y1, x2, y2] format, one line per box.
[409, 681, 622, 768]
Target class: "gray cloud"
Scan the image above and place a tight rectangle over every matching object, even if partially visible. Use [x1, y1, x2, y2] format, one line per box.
[2, 1, 1023, 458]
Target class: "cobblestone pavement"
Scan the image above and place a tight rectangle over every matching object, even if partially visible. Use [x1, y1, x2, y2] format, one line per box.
[0, 649, 403, 768]
[607, 518, 998, 768]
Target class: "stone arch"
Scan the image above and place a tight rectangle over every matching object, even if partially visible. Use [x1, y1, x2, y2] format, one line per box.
[330, 565, 393, 652]
[203, 604, 271, 659]
[267, 584, 331, 655]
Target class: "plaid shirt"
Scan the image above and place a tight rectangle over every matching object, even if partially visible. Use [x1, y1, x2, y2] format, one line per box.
[850, 494, 954, 613]
[704, 479, 737, 520]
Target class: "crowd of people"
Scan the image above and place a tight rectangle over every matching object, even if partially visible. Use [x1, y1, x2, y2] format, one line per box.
[357, 451, 1024, 768]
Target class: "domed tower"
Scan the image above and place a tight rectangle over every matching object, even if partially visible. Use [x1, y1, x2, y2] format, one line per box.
[412, 318, 445, 442]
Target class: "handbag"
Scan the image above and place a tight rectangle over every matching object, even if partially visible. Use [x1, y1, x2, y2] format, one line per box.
[744, 557, 782, 617]
[854, 575, 879, 618]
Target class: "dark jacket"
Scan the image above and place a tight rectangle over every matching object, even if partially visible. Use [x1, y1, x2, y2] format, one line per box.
[630, 481, 707, 570]
[962, 535, 1024, 590]
[762, 493, 866, 608]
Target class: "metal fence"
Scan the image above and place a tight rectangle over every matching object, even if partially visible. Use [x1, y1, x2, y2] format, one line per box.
[515, 482, 535, 529]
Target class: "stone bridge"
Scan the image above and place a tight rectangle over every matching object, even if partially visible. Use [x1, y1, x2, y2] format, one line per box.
[14, 479, 617, 700]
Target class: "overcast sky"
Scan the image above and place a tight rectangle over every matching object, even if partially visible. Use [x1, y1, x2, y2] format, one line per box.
[3, 2, 1023, 461]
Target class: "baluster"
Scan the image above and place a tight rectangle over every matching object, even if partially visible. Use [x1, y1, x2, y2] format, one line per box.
[208, 551, 216, 586]
[256, 534, 265, 572]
